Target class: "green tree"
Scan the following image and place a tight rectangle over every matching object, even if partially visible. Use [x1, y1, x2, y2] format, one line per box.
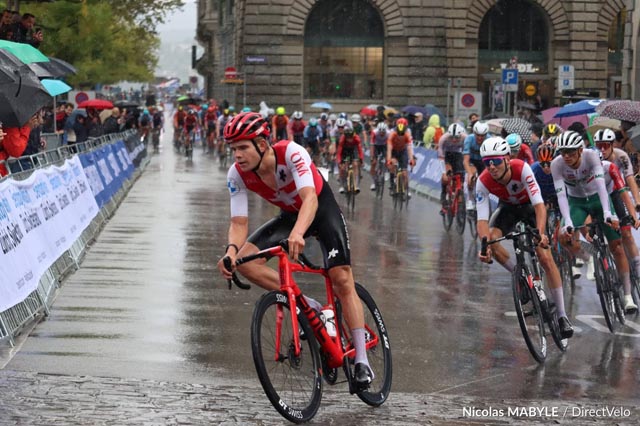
[22, 0, 184, 87]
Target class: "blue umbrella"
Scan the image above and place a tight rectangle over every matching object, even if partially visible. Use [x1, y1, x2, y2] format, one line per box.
[402, 105, 428, 116]
[310, 101, 332, 110]
[553, 99, 607, 118]
[41, 79, 72, 96]
[424, 103, 447, 126]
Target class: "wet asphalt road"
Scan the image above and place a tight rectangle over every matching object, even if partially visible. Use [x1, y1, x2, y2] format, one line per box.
[0, 127, 638, 425]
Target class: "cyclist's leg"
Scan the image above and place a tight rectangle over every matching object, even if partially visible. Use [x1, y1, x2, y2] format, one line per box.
[353, 159, 361, 191]
[488, 204, 519, 272]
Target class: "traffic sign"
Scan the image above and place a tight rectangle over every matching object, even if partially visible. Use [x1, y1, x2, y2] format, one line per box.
[224, 67, 238, 79]
[502, 69, 518, 92]
[245, 56, 266, 64]
[558, 64, 574, 93]
[525, 84, 536, 96]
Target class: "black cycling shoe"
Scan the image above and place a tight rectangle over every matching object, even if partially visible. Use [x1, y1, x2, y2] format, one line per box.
[558, 316, 574, 339]
[354, 362, 373, 389]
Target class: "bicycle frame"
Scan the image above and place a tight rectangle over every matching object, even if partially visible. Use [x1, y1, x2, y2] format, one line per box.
[447, 172, 464, 214]
[238, 245, 379, 370]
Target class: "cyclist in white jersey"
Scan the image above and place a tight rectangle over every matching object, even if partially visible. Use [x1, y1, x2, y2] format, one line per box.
[551, 131, 637, 312]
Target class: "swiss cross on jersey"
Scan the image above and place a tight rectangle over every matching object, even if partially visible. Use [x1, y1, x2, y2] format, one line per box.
[479, 159, 540, 205]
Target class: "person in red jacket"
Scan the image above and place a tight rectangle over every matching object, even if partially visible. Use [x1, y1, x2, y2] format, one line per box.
[0, 115, 37, 176]
[336, 127, 364, 193]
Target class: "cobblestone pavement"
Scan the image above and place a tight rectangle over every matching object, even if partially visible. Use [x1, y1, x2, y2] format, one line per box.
[0, 369, 637, 425]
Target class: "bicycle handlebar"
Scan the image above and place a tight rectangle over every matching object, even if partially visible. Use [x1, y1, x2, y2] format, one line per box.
[480, 237, 493, 264]
[224, 239, 325, 290]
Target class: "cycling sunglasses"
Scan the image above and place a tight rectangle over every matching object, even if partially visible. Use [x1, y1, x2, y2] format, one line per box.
[596, 142, 612, 150]
[482, 156, 504, 167]
[558, 148, 579, 156]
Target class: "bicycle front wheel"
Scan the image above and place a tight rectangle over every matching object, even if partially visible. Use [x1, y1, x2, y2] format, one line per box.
[454, 192, 466, 235]
[341, 283, 392, 406]
[251, 291, 323, 423]
[593, 253, 618, 333]
[512, 267, 547, 363]
[442, 189, 454, 231]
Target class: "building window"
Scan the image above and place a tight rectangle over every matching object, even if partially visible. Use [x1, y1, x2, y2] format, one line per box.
[608, 8, 626, 78]
[304, 0, 384, 99]
[477, 0, 548, 73]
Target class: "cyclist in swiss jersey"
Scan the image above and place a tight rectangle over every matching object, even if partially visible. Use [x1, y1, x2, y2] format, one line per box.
[476, 137, 574, 338]
[336, 127, 364, 193]
[217, 112, 375, 388]
[386, 117, 415, 192]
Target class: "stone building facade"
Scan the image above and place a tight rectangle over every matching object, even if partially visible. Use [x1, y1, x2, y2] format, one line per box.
[196, 0, 636, 118]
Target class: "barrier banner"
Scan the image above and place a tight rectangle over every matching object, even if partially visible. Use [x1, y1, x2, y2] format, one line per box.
[410, 147, 443, 190]
[125, 133, 146, 168]
[112, 140, 134, 180]
[0, 157, 99, 311]
[78, 143, 130, 208]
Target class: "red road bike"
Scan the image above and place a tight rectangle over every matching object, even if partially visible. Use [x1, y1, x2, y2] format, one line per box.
[225, 241, 392, 423]
[442, 170, 465, 234]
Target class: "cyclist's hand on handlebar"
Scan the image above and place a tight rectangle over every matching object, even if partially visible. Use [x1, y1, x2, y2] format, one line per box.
[478, 246, 492, 264]
[536, 232, 549, 249]
[409, 158, 416, 167]
[634, 217, 640, 230]
[218, 254, 236, 280]
[287, 231, 305, 262]
[605, 216, 620, 232]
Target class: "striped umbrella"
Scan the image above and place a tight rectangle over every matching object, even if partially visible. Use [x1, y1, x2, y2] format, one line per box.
[502, 117, 534, 145]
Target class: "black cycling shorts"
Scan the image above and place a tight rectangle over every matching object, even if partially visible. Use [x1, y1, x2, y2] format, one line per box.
[247, 183, 351, 269]
[391, 149, 408, 169]
[611, 190, 635, 227]
[445, 152, 465, 174]
[470, 158, 485, 174]
[373, 145, 386, 160]
[489, 202, 537, 236]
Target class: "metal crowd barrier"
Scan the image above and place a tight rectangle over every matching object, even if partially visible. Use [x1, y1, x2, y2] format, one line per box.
[0, 130, 148, 347]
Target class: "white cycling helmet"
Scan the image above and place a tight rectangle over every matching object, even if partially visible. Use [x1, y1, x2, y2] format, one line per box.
[480, 137, 510, 157]
[448, 123, 465, 137]
[505, 133, 522, 153]
[292, 111, 303, 120]
[328, 113, 337, 122]
[555, 131, 584, 150]
[350, 113, 361, 123]
[473, 121, 489, 136]
[593, 128, 615, 143]
[338, 112, 348, 119]
[335, 118, 347, 128]
[375, 122, 388, 133]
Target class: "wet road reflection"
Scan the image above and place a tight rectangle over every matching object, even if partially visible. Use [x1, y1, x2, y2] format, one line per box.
[4, 128, 639, 413]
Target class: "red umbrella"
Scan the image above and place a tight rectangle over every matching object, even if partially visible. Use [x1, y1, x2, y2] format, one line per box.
[77, 99, 114, 110]
[360, 107, 376, 117]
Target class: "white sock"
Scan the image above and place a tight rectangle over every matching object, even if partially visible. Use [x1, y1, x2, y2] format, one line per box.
[550, 287, 567, 319]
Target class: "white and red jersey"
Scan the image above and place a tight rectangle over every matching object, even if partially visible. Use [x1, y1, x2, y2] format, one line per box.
[476, 159, 543, 221]
[227, 140, 324, 217]
[602, 160, 626, 193]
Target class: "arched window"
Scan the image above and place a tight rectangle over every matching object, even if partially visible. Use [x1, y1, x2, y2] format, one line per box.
[608, 9, 626, 78]
[477, 0, 548, 74]
[304, 0, 384, 99]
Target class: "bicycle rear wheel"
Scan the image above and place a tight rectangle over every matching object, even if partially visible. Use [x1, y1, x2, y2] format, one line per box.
[605, 251, 626, 325]
[512, 266, 547, 363]
[251, 291, 322, 423]
[336, 283, 392, 406]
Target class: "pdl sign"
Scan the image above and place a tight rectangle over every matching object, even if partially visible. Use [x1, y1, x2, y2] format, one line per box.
[502, 69, 518, 92]
[558, 64, 574, 93]
[224, 67, 238, 79]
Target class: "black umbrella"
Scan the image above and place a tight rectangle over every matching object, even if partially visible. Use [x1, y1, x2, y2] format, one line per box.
[0, 67, 51, 127]
[114, 99, 140, 109]
[38, 57, 77, 78]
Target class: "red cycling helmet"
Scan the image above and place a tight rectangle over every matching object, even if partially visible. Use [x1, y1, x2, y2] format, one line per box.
[223, 111, 270, 143]
[537, 144, 554, 163]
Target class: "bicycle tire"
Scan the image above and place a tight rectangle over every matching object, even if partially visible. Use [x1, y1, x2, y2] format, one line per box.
[251, 291, 323, 423]
[512, 265, 547, 363]
[593, 252, 618, 333]
[441, 188, 454, 231]
[467, 209, 478, 239]
[397, 173, 405, 211]
[335, 283, 392, 406]
[605, 251, 626, 325]
[454, 191, 466, 235]
[630, 267, 640, 309]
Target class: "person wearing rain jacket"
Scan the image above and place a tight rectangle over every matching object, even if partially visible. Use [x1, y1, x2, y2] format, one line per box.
[422, 113, 444, 149]
[0, 114, 40, 176]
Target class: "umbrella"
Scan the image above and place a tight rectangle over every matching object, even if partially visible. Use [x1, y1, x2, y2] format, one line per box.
[384, 107, 398, 117]
[596, 100, 640, 124]
[542, 106, 589, 129]
[554, 99, 607, 118]
[485, 118, 505, 134]
[177, 95, 200, 105]
[77, 99, 114, 110]
[517, 101, 537, 111]
[310, 101, 332, 110]
[114, 99, 140, 109]
[360, 107, 376, 117]
[41, 79, 72, 96]
[502, 117, 533, 145]
[402, 105, 428, 116]
[0, 39, 49, 64]
[424, 104, 447, 126]
[38, 57, 77, 78]
[586, 116, 621, 134]
[0, 68, 51, 127]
